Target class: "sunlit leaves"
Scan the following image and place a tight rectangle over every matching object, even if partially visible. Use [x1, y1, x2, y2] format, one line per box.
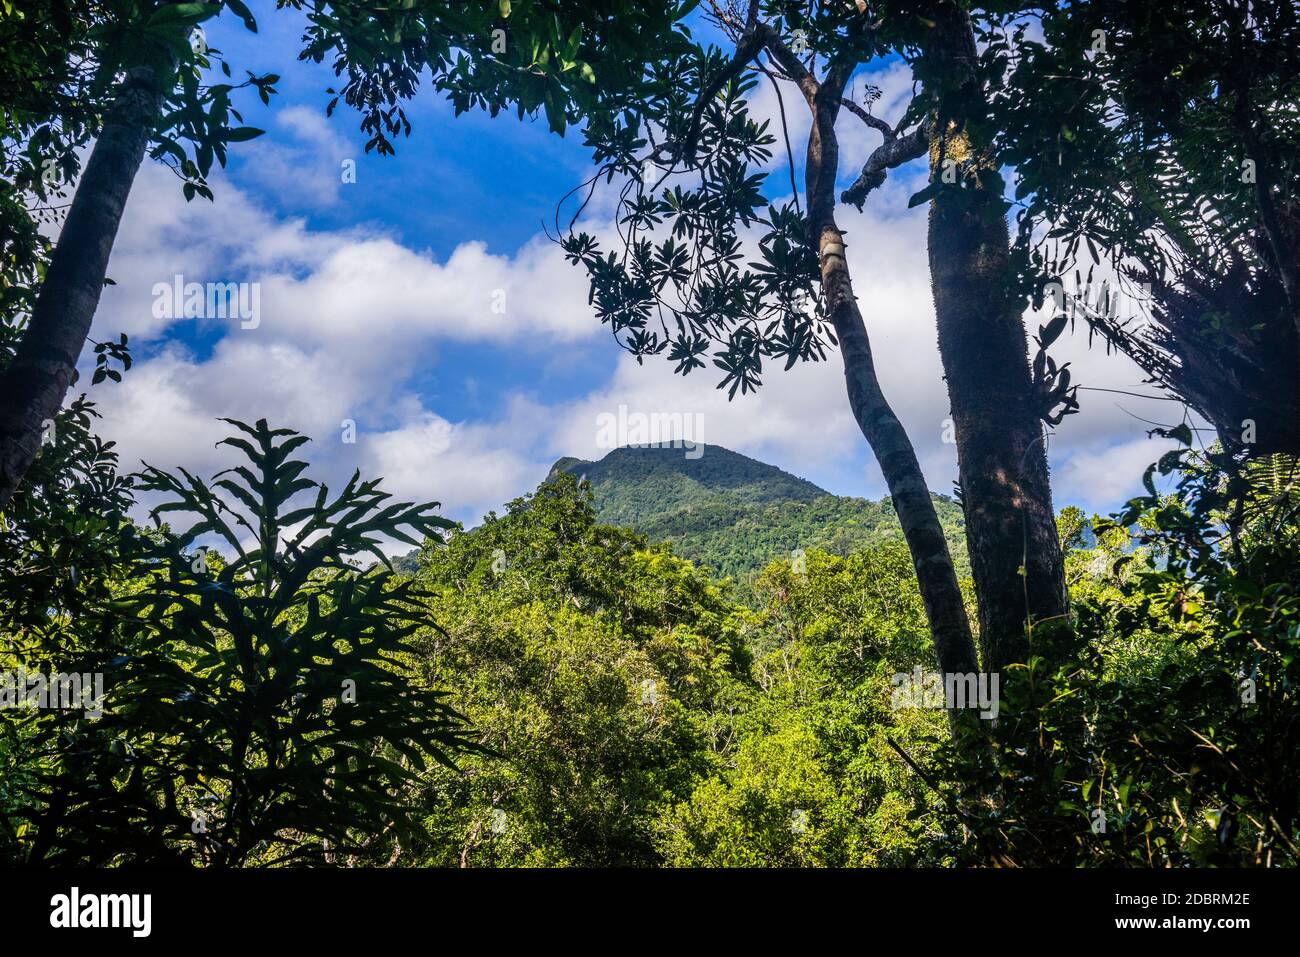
[9, 419, 477, 865]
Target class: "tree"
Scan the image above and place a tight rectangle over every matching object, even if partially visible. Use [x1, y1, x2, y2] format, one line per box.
[553, 1, 983, 681]
[983, 0, 1300, 454]
[298, 2, 1080, 677]
[930, 442, 1300, 866]
[389, 474, 752, 866]
[0, 0, 275, 510]
[918, 3, 1069, 670]
[0, 0, 95, 337]
[8, 419, 477, 865]
[838, 1, 1071, 671]
[657, 545, 955, 866]
[294, 0, 693, 149]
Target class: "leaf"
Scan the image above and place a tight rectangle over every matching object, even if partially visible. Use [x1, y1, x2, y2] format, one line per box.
[1040, 313, 1068, 347]
[224, 0, 257, 32]
[146, 2, 216, 27]
[907, 181, 941, 209]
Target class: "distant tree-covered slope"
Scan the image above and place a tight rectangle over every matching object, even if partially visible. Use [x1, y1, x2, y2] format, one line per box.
[551, 445, 967, 586]
[551, 444, 827, 526]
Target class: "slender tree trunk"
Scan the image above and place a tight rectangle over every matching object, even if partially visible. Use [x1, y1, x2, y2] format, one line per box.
[0, 65, 165, 509]
[807, 79, 979, 678]
[924, 7, 1068, 672]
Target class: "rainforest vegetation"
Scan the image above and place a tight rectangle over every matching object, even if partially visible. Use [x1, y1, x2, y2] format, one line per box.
[1, 0, 1297, 868]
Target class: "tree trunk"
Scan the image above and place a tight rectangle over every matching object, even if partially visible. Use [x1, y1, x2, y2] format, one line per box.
[807, 79, 980, 678]
[826, 241, 981, 678]
[924, 7, 1068, 672]
[0, 65, 165, 509]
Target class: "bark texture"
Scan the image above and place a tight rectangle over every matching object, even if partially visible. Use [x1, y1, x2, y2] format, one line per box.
[924, 7, 1068, 672]
[801, 69, 979, 678]
[0, 66, 165, 509]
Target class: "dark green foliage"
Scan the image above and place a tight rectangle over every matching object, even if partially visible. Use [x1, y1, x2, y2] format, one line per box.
[979, 0, 1300, 450]
[297, 0, 690, 149]
[384, 473, 753, 866]
[0, 399, 136, 662]
[0, 396, 138, 862]
[2, 0, 276, 232]
[4, 419, 478, 866]
[928, 446, 1300, 866]
[551, 444, 967, 590]
[559, 58, 827, 395]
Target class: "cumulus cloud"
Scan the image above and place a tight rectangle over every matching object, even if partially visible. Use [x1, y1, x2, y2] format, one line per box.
[1056, 435, 1184, 515]
[91, 129, 598, 352]
[235, 105, 354, 210]
[361, 402, 554, 525]
[77, 77, 1187, 543]
[254, 234, 596, 348]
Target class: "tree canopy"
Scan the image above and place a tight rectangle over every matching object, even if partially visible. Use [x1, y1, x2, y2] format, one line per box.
[1, 0, 1297, 877]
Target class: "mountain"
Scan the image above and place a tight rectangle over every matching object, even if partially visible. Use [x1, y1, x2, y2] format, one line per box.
[549, 444, 968, 586]
[550, 444, 827, 526]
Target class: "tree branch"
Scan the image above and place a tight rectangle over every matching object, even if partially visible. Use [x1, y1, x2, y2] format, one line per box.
[840, 121, 930, 209]
[753, 22, 820, 103]
[840, 97, 895, 139]
[676, 25, 766, 162]
[673, 0, 766, 164]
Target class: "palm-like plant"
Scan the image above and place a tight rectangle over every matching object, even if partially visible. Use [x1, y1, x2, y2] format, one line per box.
[19, 419, 478, 866]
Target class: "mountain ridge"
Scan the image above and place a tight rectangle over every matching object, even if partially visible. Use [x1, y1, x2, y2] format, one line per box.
[548, 443, 828, 525]
[549, 444, 968, 586]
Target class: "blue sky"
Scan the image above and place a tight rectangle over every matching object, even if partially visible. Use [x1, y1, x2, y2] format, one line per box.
[80, 1, 1186, 533]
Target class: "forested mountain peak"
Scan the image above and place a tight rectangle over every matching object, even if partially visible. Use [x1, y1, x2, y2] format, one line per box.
[546, 444, 966, 585]
[549, 444, 827, 523]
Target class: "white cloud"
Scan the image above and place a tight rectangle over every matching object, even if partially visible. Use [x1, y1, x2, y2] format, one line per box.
[1056, 435, 1183, 514]
[78, 83, 1189, 546]
[91, 131, 598, 351]
[546, 351, 860, 471]
[254, 234, 596, 347]
[361, 406, 551, 524]
[236, 105, 353, 209]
